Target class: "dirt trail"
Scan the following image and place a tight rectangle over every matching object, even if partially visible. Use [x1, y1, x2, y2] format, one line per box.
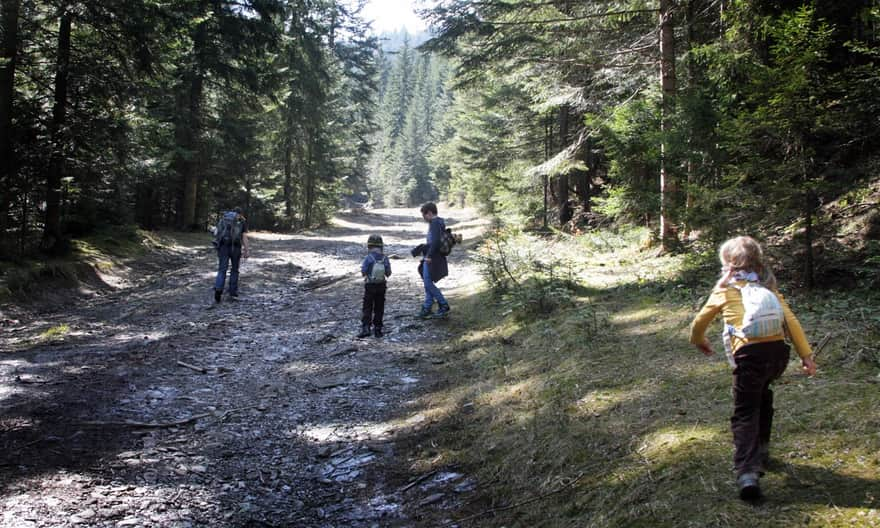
[0, 207, 485, 527]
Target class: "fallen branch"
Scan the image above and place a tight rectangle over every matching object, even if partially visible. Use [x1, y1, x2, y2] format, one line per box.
[813, 333, 832, 359]
[443, 472, 586, 526]
[177, 360, 233, 374]
[15, 375, 51, 384]
[80, 405, 259, 428]
[400, 470, 438, 493]
[177, 360, 207, 374]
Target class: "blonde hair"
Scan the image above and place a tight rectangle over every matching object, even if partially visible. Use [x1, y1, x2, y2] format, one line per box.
[716, 236, 777, 289]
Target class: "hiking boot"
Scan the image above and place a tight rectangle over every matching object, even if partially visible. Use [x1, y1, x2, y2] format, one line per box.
[436, 303, 450, 317]
[214, 290, 222, 303]
[737, 472, 762, 501]
[417, 307, 432, 319]
[373, 326, 383, 338]
[357, 324, 371, 338]
[229, 292, 239, 299]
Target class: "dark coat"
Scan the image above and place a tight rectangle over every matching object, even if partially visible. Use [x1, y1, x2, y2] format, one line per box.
[420, 216, 448, 282]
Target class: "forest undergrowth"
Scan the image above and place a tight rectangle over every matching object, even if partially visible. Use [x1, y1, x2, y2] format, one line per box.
[0, 226, 203, 304]
[406, 227, 880, 527]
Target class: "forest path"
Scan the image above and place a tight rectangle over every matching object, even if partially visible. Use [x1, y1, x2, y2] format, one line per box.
[0, 207, 487, 527]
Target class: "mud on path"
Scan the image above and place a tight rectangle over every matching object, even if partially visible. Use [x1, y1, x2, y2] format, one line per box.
[0, 207, 486, 527]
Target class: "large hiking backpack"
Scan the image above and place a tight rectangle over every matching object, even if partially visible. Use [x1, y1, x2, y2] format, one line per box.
[366, 254, 387, 284]
[722, 281, 785, 366]
[438, 227, 459, 256]
[214, 211, 244, 247]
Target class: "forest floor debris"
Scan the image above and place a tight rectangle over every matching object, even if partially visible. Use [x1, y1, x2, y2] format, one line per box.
[0, 207, 487, 527]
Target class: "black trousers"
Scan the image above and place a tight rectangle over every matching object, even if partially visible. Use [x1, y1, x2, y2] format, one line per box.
[731, 341, 790, 476]
[361, 283, 386, 328]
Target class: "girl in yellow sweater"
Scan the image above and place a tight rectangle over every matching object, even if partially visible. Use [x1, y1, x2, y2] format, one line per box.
[690, 236, 817, 500]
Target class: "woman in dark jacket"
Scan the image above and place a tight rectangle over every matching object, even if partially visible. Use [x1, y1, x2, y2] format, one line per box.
[418, 202, 449, 318]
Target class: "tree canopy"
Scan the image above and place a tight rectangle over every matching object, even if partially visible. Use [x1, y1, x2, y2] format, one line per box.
[2, 0, 878, 287]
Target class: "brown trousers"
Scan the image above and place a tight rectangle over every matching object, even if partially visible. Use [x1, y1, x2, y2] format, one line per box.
[731, 341, 790, 476]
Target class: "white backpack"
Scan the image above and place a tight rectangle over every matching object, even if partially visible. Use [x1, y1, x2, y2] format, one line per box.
[367, 255, 386, 284]
[722, 281, 784, 366]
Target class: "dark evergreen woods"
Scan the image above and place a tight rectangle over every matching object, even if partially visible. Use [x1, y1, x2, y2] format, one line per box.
[369, 33, 454, 207]
[1, 0, 879, 289]
[422, 0, 880, 286]
[0, 0, 382, 257]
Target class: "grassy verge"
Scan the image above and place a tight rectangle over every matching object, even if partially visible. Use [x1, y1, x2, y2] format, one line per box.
[408, 228, 880, 527]
[0, 226, 189, 303]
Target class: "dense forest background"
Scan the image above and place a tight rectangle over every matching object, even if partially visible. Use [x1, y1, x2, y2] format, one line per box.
[2, 0, 879, 287]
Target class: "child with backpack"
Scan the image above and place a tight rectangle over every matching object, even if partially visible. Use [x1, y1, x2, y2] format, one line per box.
[690, 236, 817, 501]
[359, 234, 391, 338]
[213, 207, 249, 303]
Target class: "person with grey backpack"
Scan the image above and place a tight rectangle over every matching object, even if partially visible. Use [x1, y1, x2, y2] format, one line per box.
[358, 234, 391, 337]
[212, 207, 249, 303]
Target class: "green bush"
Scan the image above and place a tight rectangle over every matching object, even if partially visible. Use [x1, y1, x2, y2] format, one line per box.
[474, 228, 578, 318]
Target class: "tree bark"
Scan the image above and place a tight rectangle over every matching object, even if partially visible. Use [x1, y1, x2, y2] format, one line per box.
[659, 0, 677, 251]
[41, 8, 72, 253]
[683, 0, 695, 237]
[303, 132, 315, 227]
[283, 140, 293, 221]
[542, 115, 551, 229]
[0, 0, 20, 238]
[175, 3, 208, 230]
[557, 105, 571, 224]
[579, 137, 593, 212]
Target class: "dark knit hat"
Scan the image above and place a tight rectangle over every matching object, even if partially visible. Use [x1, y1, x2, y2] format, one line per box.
[367, 234, 384, 248]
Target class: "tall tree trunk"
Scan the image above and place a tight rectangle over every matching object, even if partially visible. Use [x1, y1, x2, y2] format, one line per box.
[19, 177, 28, 254]
[175, 4, 207, 230]
[303, 133, 315, 227]
[0, 0, 20, 238]
[683, 0, 696, 237]
[244, 173, 252, 216]
[542, 115, 552, 229]
[41, 8, 72, 253]
[659, 0, 677, 251]
[283, 140, 293, 221]
[579, 137, 594, 212]
[557, 105, 571, 224]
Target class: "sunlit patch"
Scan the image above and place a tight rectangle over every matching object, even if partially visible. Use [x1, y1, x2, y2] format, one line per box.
[611, 307, 671, 336]
[110, 330, 169, 343]
[300, 421, 396, 443]
[459, 328, 500, 345]
[330, 216, 425, 234]
[635, 426, 719, 461]
[477, 380, 537, 408]
[279, 361, 329, 376]
[572, 387, 638, 417]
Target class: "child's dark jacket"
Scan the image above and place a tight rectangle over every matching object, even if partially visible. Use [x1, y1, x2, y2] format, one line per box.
[422, 217, 448, 282]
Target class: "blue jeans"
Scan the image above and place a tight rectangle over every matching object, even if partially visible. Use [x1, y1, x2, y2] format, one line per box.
[422, 260, 447, 310]
[215, 243, 242, 295]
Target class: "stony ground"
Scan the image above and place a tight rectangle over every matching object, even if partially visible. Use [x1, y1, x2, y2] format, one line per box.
[0, 207, 486, 527]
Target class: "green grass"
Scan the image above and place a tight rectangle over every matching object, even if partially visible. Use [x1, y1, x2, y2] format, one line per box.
[39, 323, 70, 342]
[0, 226, 192, 302]
[407, 229, 880, 527]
